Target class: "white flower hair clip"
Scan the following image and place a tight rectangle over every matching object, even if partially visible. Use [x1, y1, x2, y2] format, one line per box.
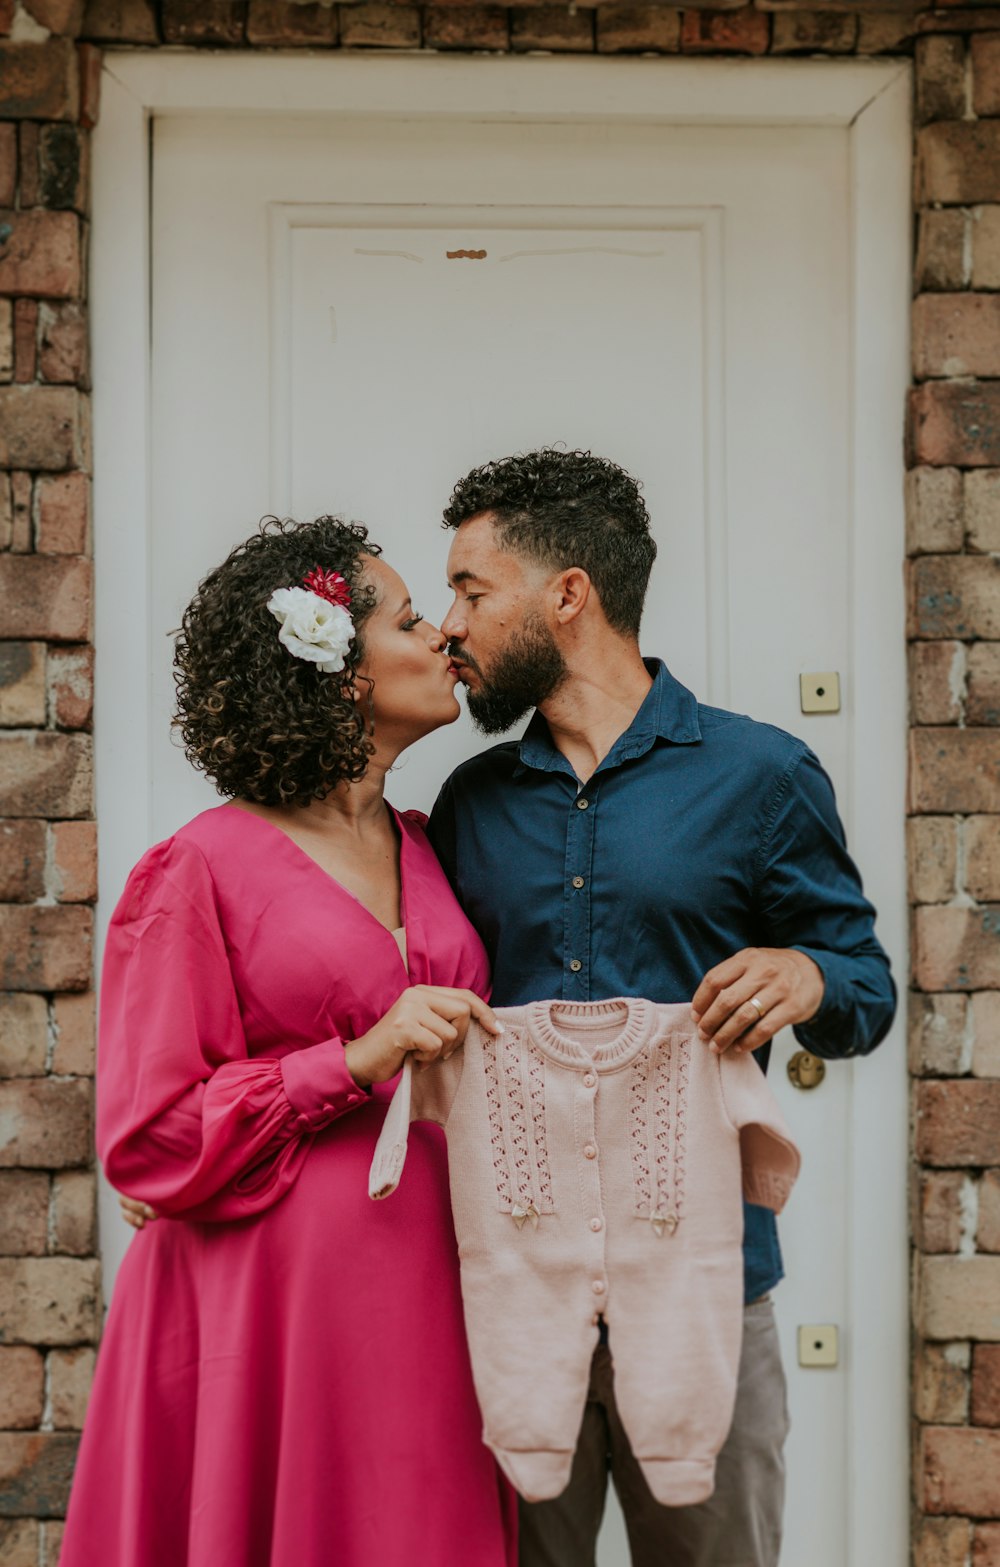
[266, 566, 355, 674]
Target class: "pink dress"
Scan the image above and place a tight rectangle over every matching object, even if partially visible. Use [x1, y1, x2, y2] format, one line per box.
[60, 803, 517, 1567]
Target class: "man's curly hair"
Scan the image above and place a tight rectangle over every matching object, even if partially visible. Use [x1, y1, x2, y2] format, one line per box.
[442, 448, 656, 636]
[173, 516, 381, 807]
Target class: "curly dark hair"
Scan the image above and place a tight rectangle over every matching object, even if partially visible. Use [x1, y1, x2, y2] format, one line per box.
[442, 448, 656, 636]
[173, 516, 381, 807]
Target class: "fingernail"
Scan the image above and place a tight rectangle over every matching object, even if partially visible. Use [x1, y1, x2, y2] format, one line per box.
[495, 1022, 505, 1035]
[709, 1041, 721, 1054]
[697, 1028, 708, 1042]
[690, 1008, 700, 1021]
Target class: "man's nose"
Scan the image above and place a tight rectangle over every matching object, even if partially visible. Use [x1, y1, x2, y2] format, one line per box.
[441, 602, 466, 642]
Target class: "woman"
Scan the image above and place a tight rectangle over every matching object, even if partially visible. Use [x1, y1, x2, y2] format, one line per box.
[61, 517, 517, 1567]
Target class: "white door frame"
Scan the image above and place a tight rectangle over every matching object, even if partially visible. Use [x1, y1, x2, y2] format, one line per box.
[92, 52, 912, 1565]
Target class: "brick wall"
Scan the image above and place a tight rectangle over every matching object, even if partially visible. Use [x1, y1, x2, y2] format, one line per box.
[0, 1, 995, 1562]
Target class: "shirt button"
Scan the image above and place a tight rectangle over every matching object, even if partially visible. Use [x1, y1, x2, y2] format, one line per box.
[577, 798, 590, 810]
[583, 1072, 596, 1088]
[572, 875, 585, 889]
[583, 1143, 597, 1159]
[590, 1217, 603, 1232]
[592, 1280, 606, 1295]
[569, 958, 582, 973]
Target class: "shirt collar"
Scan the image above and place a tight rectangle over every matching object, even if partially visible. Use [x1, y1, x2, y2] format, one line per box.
[514, 658, 702, 779]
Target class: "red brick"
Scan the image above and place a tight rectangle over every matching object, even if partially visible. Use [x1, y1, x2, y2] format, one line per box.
[973, 1344, 1000, 1426]
[912, 905, 1000, 990]
[917, 34, 967, 124]
[12, 299, 36, 383]
[916, 209, 968, 292]
[967, 470, 1000, 555]
[916, 1080, 1000, 1165]
[977, 1523, 1000, 1567]
[50, 991, 93, 1075]
[967, 816, 1000, 900]
[974, 33, 1000, 116]
[914, 1168, 966, 1253]
[914, 294, 1000, 380]
[916, 1339, 971, 1422]
[43, 1520, 64, 1560]
[340, 2, 420, 45]
[9, 470, 30, 552]
[0, 904, 93, 990]
[973, 206, 1000, 291]
[771, 12, 856, 51]
[0, 472, 10, 549]
[51, 820, 96, 903]
[910, 642, 964, 726]
[0, 297, 11, 382]
[0, 1078, 93, 1167]
[0, 1347, 44, 1428]
[0, 1431, 80, 1516]
[423, 6, 505, 47]
[920, 12, 1000, 35]
[910, 729, 1000, 814]
[858, 11, 917, 55]
[0, 819, 46, 902]
[47, 644, 93, 730]
[47, 1345, 94, 1428]
[0, 209, 79, 298]
[0, 644, 46, 729]
[596, 7, 680, 51]
[972, 992, 1000, 1078]
[37, 301, 86, 387]
[37, 123, 87, 213]
[969, 646, 1000, 727]
[0, 1172, 48, 1254]
[80, 0, 159, 42]
[922, 1424, 1000, 1516]
[918, 121, 1000, 205]
[247, 1, 338, 43]
[908, 815, 959, 900]
[909, 383, 1000, 469]
[51, 1170, 95, 1256]
[0, 556, 91, 640]
[0, 1257, 100, 1345]
[915, 1516, 975, 1567]
[0, 386, 89, 471]
[511, 6, 593, 49]
[903, 1252, 997, 1337]
[909, 991, 970, 1077]
[0, 40, 79, 120]
[24, 0, 86, 32]
[161, 0, 247, 42]
[0, 122, 15, 206]
[78, 41, 100, 129]
[17, 122, 39, 206]
[980, 1170, 1000, 1251]
[0, 993, 48, 1077]
[911, 556, 1000, 640]
[35, 472, 89, 553]
[680, 7, 768, 51]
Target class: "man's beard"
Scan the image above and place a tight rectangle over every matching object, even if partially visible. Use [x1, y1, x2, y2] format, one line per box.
[456, 615, 568, 736]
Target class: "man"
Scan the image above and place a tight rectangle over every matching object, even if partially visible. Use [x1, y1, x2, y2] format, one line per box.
[428, 447, 895, 1567]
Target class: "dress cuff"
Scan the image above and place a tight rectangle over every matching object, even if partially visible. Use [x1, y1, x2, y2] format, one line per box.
[280, 1037, 370, 1126]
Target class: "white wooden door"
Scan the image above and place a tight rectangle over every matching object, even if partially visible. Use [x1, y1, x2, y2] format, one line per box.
[97, 76, 908, 1566]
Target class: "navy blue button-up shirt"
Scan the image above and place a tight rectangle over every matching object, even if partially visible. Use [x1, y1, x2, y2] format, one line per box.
[428, 659, 896, 1302]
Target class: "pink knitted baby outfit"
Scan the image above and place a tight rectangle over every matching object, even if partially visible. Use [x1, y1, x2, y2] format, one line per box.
[369, 998, 800, 1507]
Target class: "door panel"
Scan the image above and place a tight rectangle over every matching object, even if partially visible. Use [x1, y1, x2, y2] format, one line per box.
[149, 113, 864, 1565]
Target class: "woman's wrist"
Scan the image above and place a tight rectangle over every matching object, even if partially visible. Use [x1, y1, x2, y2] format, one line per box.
[343, 1038, 374, 1090]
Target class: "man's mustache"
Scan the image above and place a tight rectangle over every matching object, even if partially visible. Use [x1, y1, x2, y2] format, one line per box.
[446, 645, 483, 678]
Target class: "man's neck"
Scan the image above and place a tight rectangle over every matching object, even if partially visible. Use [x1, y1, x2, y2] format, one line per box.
[537, 645, 653, 783]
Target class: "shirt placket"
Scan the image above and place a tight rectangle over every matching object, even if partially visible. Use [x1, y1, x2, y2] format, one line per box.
[563, 781, 597, 1000]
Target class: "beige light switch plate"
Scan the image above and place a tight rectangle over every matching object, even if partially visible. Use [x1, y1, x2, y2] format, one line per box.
[800, 672, 841, 714]
[798, 1324, 839, 1368]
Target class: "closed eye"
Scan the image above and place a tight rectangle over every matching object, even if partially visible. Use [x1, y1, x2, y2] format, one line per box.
[401, 613, 425, 631]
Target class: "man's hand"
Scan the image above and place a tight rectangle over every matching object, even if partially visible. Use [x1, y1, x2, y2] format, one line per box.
[691, 947, 824, 1055]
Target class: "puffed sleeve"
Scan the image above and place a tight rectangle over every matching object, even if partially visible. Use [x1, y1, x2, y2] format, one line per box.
[719, 1051, 801, 1215]
[97, 836, 370, 1222]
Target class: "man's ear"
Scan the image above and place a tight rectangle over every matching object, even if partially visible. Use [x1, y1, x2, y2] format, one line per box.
[553, 567, 592, 626]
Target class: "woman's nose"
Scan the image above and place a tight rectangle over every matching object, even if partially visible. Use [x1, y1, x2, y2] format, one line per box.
[426, 623, 447, 652]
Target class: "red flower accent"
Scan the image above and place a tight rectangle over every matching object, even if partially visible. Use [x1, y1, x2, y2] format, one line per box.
[302, 566, 352, 610]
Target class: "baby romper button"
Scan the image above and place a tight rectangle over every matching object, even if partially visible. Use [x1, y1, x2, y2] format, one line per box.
[583, 1143, 597, 1159]
[590, 1218, 603, 1232]
[592, 1280, 606, 1294]
[583, 1073, 596, 1088]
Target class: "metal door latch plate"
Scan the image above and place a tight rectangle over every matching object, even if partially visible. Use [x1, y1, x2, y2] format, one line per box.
[798, 1324, 839, 1368]
[800, 673, 841, 714]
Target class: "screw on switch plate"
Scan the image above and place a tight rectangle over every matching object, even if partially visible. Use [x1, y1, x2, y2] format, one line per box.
[800, 672, 841, 714]
[797, 1324, 839, 1368]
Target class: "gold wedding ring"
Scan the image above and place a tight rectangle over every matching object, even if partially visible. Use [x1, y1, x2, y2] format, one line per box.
[749, 995, 765, 1019]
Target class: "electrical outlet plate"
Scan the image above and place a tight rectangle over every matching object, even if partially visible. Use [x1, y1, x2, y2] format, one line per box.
[798, 1324, 839, 1368]
[800, 672, 841, 714]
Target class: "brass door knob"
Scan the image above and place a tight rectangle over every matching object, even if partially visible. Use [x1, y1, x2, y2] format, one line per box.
[787, 1050, 826, 1090]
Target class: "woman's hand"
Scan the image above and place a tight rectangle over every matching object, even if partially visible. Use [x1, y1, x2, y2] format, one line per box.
[119, 1195, 158, 1230]
[345, 986, 501, 1089]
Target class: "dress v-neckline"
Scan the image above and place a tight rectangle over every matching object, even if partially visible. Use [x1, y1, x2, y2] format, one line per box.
[222, 801, 410, 954]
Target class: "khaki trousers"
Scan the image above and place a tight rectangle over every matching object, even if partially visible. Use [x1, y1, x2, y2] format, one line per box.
[517, 1298, 789, 1567]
